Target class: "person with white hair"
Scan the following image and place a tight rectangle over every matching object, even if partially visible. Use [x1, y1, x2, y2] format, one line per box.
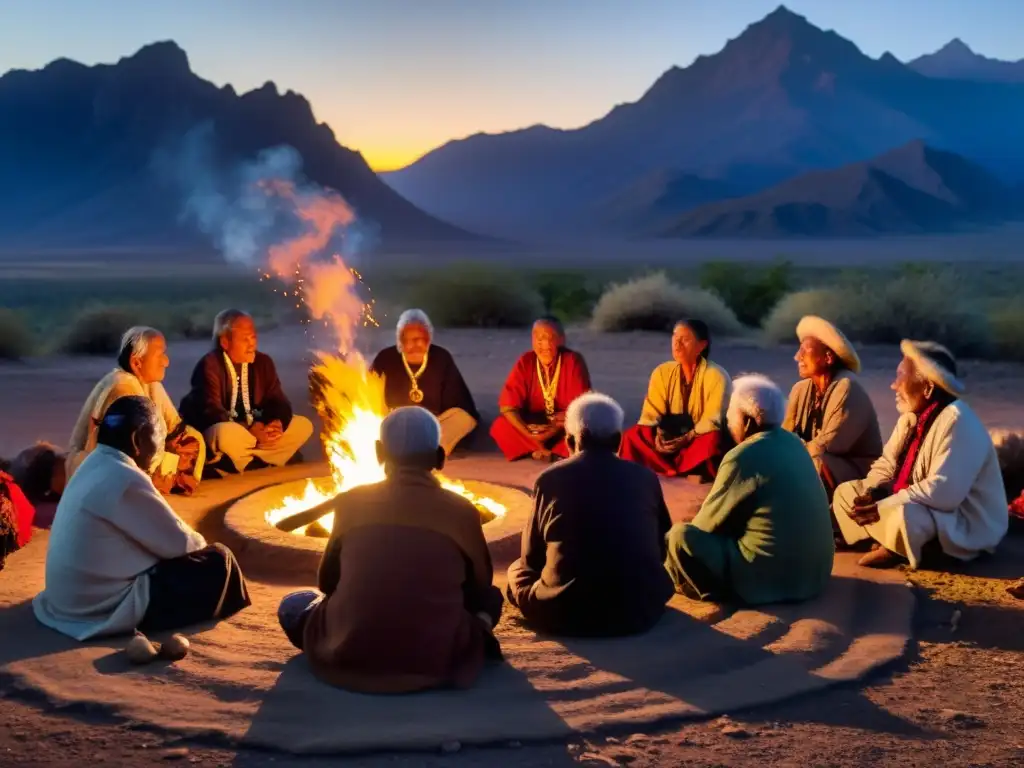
[505, 392, 674, 636]
[66, 326, 206, 494]
[35, 396, 250, 640]
[276, 406, 503, 693]
[783, 315, 882, 500]
[179, 309, 313, 474]
[369, 308, 480, 456]
[665, 374, 835, 605]
[833, 341, 1008, 569]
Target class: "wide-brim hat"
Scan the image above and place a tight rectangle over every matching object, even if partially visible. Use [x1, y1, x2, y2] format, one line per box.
[796, 315, 861, 374]
[900, 339, 965, 397]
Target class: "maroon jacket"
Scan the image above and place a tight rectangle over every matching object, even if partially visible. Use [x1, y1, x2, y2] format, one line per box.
[179, 350, 294, 433]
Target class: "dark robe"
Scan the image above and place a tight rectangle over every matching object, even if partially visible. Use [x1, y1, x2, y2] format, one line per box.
[490, 349, 592, 460]
[302, 469, 503, 693]
[506, 450, 674, 636]
[179, 350, 294, 433]
[369, 344, 479, 419]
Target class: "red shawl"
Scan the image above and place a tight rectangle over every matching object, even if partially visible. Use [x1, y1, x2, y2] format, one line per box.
[498, 349, 592, 416]
[893, 400, 945, 493]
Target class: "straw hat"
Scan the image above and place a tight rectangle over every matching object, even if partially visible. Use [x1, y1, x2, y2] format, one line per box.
[900, 340, 965, 397]
[796, 316, 861, 374]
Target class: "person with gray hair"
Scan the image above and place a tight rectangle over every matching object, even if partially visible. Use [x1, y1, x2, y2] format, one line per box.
[665, 374, 835, 606]
[277, 405, 503, 693]
[369, 308, 480, 456]
[179, 309, 313, 474]
[66, 325, 206, 494]
[35, 396, 250, 641]
[506, 392, 675, 637]
[833, 340, 1007, 570]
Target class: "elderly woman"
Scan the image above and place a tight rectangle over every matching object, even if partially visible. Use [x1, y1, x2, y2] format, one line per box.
[277, 406, 502, 693]
[490, 317, 592, 462]
[619, 319, 732, 480]
[664, 374, 835, 605]
[34, 396, 250, 640]
[66, 327, 205, 494]
[369, 308, 479, 456]
[783, 316, 882, 500]
[833, 341, 1008, 569]
[506, 392, 674, 637]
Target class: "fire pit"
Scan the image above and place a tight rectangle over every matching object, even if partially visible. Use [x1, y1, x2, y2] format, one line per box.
[222, 473, 532, 577]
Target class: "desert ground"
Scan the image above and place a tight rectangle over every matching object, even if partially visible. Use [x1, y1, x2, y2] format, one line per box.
[1, 316, 1024, 767]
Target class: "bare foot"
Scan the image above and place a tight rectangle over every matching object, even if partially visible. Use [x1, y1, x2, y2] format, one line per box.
[531, 449, 552, 462]
[858, 546, 903, 569]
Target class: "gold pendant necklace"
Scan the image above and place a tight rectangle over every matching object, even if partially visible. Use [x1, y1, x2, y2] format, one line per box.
[536, 355, 562, 417]
[402, 351, 428, 404]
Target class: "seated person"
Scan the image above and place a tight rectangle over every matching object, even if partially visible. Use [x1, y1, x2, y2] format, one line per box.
[783, 316, 882, 500]
[619, 319, 731, 480]
[4, 440, 66, 505]
[506, 392, 674, 636]
[66, 326, 205, 495]
[33, 396, 251, 640]
[179, 309, 313, 473]
[277, 406, 503, 693]
[370, 308, 479, 456]
[490, 317, 592, 462]
[0, 470, 35, 571]
[665, 375, 835, 605]
[833, 341, 1008, 569]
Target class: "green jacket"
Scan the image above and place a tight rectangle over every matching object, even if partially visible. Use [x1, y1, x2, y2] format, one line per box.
[690, 428, 835, 605]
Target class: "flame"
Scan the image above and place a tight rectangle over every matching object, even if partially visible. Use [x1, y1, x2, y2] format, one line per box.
[257, 179, 504, 534]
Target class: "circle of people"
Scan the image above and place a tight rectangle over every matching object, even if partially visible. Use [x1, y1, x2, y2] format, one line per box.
[12, 306, 1007, 695]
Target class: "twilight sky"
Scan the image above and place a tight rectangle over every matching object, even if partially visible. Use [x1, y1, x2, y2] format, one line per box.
[1, 0, 1021, 171]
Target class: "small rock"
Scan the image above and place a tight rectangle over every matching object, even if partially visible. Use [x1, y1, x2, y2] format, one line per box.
[939, 709, 986, 729]
[605, 736, 620, 744]
[160, 747, 189, 760]
[624, 734, 647, 745]
[440, 740, 462, 753]
[578, 753, 619, 767]
[721, 725, 753, 739]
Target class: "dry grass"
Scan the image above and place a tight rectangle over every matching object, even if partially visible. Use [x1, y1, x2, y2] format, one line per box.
[402, 265, 545, 328]
[989, 306, 1024, 362]
[590, 272, 744, 335]
[0, 310, 34, 361]
[762, 271, 992, 356]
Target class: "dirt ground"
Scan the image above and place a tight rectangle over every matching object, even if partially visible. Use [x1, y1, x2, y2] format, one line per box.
[1, 325, 1023, 767]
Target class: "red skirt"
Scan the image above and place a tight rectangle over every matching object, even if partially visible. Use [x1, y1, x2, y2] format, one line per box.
[490, 415, 570, 461]
[619, 426, 724, 479]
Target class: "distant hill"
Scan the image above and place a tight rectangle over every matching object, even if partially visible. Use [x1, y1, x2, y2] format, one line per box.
[658, 141, 1018, 238]
[593, 170, 739, 234]
[383, 5, 1024, 239]
[908, 39, 1024, 83]
[0, 42, 474, 249]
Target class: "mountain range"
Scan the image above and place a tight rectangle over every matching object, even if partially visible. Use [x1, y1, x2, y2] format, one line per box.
[908, 39, 1024, 83]
[384, 5, 1024, 239]
[0, 42, 471, 249]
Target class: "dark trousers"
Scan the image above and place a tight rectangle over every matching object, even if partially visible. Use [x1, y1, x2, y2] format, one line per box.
[139, 543, 251, 632]
[277, 589, 324, 650]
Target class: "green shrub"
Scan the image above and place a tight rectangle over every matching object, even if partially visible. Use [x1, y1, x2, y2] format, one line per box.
[0, 309, 34, 360]
[58, 306, 147, 356]
[403, 266, 545, 328]
[530, 270, 602, 322]
[761, 271, 991, 356]
[699, 259, 793, 327]
[590, 272, 744, 335]
[989, 306, 1024, 362]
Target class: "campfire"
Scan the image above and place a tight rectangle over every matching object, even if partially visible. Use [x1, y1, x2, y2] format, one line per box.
[264, 352, 506, 536]
[244, 174, 506, 537]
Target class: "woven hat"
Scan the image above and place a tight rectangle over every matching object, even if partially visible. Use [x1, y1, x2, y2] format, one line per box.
[900, 340, 965, 397]
[796, 316, 861, 374]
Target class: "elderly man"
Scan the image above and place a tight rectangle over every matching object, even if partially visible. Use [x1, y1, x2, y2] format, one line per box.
[33, 396, 250, 640]
[276, 406, 503, 693]
[179, 309, 313, 474]
[833, 341, 1008, 569]
[783, 316, 882, 500]
[665, 375, 835, 605]
[620, 319, 732, 479]
[67, 326, 205, 494]
[506, 393, 674, 636]
[490, 317, 592, 462]
[370, 308, 479, 456]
